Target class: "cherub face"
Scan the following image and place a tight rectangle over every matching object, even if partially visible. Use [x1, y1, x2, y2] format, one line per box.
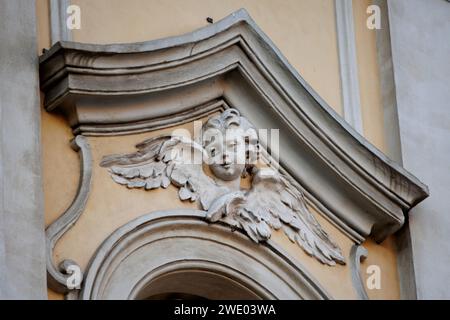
[205, 126, 247, 181]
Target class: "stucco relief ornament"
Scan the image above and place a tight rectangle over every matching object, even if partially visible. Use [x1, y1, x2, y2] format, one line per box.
[100, 109, 345, 266]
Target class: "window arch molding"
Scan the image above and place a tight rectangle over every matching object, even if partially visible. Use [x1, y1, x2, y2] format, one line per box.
[80, 209, 330, 300]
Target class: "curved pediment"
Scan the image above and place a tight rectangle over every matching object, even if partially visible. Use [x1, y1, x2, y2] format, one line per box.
[39, 8, 428, 249]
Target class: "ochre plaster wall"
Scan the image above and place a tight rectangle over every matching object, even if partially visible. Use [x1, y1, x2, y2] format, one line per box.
[36, 0, 400, 299]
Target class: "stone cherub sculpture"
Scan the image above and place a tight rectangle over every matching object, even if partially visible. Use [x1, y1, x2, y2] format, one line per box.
[100, 109, 345, 266]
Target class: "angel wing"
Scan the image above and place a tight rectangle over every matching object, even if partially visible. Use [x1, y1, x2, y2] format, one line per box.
[100, 134, 229, 210]
[206, 168, 345, 266]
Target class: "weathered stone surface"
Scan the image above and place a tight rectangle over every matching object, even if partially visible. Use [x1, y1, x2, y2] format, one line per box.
[389, 0, 450, 299]
[0, 0, 46, 299]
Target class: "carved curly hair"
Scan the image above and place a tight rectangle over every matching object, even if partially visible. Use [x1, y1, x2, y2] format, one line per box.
[202, 108, 259, 171]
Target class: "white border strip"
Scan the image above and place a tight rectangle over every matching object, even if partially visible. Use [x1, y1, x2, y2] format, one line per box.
[50, 0, 72, 44]
[335, 0, 363, 134]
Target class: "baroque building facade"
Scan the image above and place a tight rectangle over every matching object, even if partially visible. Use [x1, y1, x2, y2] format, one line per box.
[0, 0, 449, 299]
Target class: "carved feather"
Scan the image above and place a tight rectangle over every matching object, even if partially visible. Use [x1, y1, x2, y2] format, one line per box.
[212, 168, 346, 266]
[100, 134, 229, 210]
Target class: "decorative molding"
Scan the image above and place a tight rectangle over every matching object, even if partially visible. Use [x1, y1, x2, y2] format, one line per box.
[374, 0, 402, 164]
[80, 210, 331, 300]
[395, 221, 417, 300]
[378, 0, 415, 300]
[39, 9, 429, 244]
[75, 99, 225, 136]
[335, 0, 364, 134]
[50, 0, 72, 45]
[350, 244, 369, 300]
[100, 109, 346, 266]
[45, 135, 92, 294]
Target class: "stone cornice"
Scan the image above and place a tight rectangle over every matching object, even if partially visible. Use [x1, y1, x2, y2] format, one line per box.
[39, 9, 429, 243]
